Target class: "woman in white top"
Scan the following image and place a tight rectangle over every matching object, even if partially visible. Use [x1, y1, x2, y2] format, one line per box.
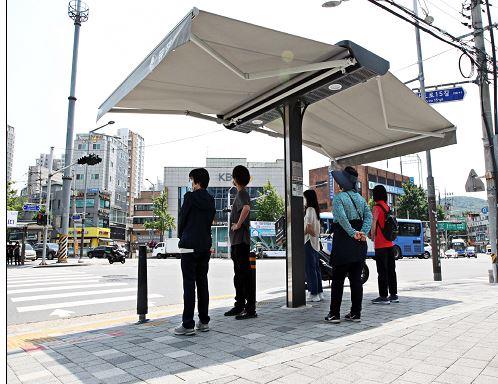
[303, 189, 324, 302]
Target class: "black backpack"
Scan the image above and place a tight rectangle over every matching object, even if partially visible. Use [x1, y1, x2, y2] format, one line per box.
[376, 204, 398, 241]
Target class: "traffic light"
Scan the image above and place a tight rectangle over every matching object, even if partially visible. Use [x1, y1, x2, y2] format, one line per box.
[77, 154, 102, 165]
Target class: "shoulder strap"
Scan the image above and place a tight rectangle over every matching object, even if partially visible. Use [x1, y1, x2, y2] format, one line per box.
[345, 191, 363, 220]
[375, 203, 389, 214]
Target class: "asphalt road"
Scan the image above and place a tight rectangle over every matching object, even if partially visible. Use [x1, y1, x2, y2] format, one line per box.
[7, 254, 493, 325]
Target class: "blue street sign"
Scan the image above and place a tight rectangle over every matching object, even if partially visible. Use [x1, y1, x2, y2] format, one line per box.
[417, 87, 465, 104]
[409, 177, 415, 184]
[23, 204, 41, 212]
[72, 214, 82, 221]
[482, 207, 489, 215]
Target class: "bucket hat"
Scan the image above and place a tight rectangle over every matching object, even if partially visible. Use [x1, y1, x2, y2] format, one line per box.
[331, 167, 358, 191]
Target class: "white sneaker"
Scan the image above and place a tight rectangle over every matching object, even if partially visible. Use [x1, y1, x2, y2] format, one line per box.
[318, 292, 325, 301]
[310, 294, 321, 302]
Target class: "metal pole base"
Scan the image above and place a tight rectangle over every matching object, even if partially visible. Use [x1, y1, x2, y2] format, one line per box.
[39, 261, 47, 266]
[78, 258, 84, 263]
[433, 273, 442, 281]
[57, 258, 68, 263]
[135, 314, 149, 324]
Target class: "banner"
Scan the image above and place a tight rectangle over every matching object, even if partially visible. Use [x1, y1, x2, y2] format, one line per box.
[7, 211, 18, 228]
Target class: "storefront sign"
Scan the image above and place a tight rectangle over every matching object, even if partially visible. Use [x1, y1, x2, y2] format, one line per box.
[68, 227, 110, 238]
[7, 211, 18, 227]
[368, 181, 404, 196]
[250, 221, 276, 236]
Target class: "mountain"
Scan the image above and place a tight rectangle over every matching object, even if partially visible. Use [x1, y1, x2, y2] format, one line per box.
[440, 196, 487, 215]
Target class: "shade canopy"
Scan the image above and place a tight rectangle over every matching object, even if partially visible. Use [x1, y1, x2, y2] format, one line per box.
[98, 8, 456, 165]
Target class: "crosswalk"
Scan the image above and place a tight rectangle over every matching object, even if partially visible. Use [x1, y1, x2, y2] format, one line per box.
[7, 269, 163, 317]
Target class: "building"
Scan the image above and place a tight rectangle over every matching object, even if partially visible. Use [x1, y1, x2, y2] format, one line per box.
[309, 165, 410, 212]
[117, 128, 145, 218]
[72, 133, 128, 241]
[36, 153, 64, 170]
[24, 153, 64, 203]
[51, 190, 111, 250]
[466, 212, 489, 252]
[164, 158, 285, 253]
[7, 124, 15, 181]
[131, 190, 163, 246]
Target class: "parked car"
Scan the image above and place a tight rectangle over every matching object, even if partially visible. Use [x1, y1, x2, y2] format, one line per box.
[34, 243, 59, 260]
[23, 243, 37, 261]
[152, 238, 181, 259]
[423, 243, 432, 259]
[465, 246, 477, 258]
[444, 249, 458, 258]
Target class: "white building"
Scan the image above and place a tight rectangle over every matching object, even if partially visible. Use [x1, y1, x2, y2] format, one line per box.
[164, 158, 285, 238]
[7, 124, 15, 182]
[117, 128, 145, 217]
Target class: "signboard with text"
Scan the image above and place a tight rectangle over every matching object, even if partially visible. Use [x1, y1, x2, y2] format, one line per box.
[417, 87, 465, 104]
[7, 211, 18, 227]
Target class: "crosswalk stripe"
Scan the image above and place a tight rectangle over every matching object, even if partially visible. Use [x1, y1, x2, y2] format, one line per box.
[8, 278, 99, 288]
[8, 271, 91, 278]
[7, 275, 94, 283]
[8, 282, 129, 295]
[11, 288, 137, 302]
[16, 294, 163, 312]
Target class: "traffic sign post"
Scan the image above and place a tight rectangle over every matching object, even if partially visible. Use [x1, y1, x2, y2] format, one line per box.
[417, 87, 465, 104]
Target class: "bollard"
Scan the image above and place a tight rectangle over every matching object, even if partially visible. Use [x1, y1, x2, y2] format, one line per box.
[249, 252, 257, 309]
[136, 245, 149, 324]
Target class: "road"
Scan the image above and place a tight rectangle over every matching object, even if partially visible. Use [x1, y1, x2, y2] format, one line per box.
[7, 254, 493, 325]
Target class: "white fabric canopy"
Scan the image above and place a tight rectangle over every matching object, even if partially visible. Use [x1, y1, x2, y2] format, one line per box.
[98, 8, 456, 165]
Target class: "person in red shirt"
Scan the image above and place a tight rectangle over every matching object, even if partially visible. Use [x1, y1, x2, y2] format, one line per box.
[370, 185, 399, 304]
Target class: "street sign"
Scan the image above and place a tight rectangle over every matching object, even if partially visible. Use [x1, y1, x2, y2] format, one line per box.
[418, 87, 465, 104]
[23, 204, 41, 212]
[409, 177, 415, 184]
[482, 207, 489, 215]
[437, 222, 467, 231]
[72, 214, 82, 221]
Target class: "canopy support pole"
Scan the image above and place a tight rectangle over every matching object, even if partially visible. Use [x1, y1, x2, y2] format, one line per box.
[283, 99, 306, 308]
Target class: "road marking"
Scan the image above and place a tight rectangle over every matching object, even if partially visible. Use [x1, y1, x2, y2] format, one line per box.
[16, 294, 163, 312]
[11, 288, 137, 302]
[7, 274, 93, 283]
[50, 309, 75, 318]
[8, 278, 99, 288]
[8, 282, 128, 295]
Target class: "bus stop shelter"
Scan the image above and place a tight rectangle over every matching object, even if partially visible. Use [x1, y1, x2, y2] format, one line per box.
[97, 8, 456, 308]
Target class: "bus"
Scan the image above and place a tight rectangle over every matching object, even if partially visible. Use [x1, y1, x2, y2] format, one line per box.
[319, 213, 425, 259]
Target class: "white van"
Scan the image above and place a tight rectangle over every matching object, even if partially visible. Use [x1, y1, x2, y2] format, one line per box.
[152, 238, 182, 259]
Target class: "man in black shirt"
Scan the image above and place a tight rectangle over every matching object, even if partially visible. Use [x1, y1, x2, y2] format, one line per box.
[174, 168, 216, 335]
[224, 165, 257, 320]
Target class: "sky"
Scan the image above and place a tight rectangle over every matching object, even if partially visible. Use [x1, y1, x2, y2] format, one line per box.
[6, 0, 495, 201]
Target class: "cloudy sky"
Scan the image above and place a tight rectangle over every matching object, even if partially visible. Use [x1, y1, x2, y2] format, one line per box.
[7, 0, 493, 200]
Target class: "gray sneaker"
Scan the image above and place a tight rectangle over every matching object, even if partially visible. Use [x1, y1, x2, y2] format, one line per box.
[196, 322, 210, 332]
[174, 325, 195, 336]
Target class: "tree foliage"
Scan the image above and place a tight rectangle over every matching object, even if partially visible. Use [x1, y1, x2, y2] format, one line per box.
[254, 181, 285, 222]
[7, 182, 25, 212]
[396, 182, 445, 221]
[144, 190, 176, 240]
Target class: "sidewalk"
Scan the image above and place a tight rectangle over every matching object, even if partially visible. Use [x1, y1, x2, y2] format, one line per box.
[7, 277, 498, 384]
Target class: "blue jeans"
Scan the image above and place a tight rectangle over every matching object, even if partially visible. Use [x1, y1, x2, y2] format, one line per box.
[305, 241, 323, 295]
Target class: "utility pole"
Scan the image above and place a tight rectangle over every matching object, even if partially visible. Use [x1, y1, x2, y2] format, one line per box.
[471, 0, 498, 282]
[58, 0, 89, 263]
[71, 170, 79, 259]
[40, 147, 54, 266]
[413, 0, 441, 281]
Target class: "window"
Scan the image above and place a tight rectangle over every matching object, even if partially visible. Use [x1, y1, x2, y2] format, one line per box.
[378, 176, 386, 185]
[398, 222, 422, 237]
[319, 203, 328, 211]
[77, 143, 87, 150]
[134, 204, 153, 211]
[92, 143, 100, 150]
[91, 174, 99, 180]
[76, 174, 84, 180]
[395, 180, 402, 188]
[368, 174, 377, 183]
[75, 198, 95, 208]
[133, 217, 154, 225]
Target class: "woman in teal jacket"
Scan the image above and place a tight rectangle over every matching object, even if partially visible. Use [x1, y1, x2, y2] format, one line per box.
[325, 166, 372, 324]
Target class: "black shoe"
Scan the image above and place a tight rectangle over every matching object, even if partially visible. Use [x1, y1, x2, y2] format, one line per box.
[371, 296, 391, 305]
[224, 307, 243, 317]
[345, 313, 361, 322]
[324, 312, 341, 324]
[235, 311, 258, 320]
[389, 294, 399, 303]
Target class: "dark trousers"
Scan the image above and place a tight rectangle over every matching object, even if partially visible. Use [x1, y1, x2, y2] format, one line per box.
[231, 243, 255, 313]
[330, 261, 364, 317]
[305, 241, 323, 295]
[181, 251, 210, 329]
[375, 247, 397, 298]
[14, 252, 21, 265]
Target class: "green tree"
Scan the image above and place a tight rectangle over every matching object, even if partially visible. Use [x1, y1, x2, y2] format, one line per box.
[7, 181, 25, 212]
[396, 182, 445, 221]
[144, 190, 176, 242]
[254, 181, 285, 222]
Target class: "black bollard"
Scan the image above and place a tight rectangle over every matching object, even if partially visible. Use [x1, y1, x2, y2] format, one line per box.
[136, 245, 149, 324]
[249, 252, 257, 309]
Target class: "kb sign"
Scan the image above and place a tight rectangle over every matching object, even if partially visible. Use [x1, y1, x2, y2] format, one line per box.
[218, 173, 233, 182]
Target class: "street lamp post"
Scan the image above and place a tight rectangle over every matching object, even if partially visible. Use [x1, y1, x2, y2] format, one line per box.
[79, 121, 115, 262]
[59, 0, 89, 263]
